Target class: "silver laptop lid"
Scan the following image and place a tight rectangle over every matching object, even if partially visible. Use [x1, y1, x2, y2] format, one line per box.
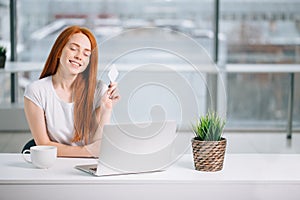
[97, 120, 177, 173]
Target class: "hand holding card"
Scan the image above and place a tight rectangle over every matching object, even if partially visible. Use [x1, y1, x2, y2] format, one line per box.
[107, 64, 120, 101]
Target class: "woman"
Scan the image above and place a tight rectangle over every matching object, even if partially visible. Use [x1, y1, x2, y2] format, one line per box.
[24, 25, 120, 157]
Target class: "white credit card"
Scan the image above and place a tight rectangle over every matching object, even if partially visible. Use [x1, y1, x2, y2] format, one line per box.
[108, 64, 119, 82]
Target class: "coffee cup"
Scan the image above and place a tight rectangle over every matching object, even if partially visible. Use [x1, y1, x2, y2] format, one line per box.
[22, 145, 57, 169]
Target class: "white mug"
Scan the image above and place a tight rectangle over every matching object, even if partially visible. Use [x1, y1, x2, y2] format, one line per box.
[22, 145, 57, 169]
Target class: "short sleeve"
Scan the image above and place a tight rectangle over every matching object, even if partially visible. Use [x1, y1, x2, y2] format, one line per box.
[94, 80, 108, 109]
[24, 82, 44, 109]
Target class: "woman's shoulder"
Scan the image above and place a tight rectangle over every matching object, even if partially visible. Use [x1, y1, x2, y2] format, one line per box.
[28, 76, 51, 86]
[24, 76, 53, 108]
[26, 76, 52, 92]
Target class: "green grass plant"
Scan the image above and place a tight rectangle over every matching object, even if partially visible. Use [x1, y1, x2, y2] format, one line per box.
[192, 111, 226, 141]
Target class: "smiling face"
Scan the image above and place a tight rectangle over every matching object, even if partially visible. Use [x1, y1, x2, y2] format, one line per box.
[58, 33, 92, 77]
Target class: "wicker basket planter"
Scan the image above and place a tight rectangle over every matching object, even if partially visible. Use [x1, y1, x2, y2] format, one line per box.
[192, 137, 227, 172]
[0, 55, 6, 69]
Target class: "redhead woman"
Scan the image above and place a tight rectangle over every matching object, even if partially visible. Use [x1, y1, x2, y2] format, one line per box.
[23, 25, 120, 157]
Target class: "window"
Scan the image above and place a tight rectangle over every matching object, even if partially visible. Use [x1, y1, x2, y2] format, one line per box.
[0, 0, 10, 105]
[1, 0, 299, 131]
[220, 0, 300, 130]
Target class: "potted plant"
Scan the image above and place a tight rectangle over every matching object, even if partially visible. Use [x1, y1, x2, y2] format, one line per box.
[0, 46, 7, 69]
[191, 111, 226, 172]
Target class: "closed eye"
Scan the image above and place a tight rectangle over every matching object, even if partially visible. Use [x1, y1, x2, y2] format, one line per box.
[70, 46, 78, 51]
[84, 51, 91, 57]
[69, 43, 91, 57]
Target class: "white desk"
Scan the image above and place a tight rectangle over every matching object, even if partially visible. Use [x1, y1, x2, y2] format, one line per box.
[1, 153, 300, 200]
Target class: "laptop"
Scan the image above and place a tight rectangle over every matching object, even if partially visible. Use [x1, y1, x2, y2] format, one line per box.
[75, 120, 177, 176]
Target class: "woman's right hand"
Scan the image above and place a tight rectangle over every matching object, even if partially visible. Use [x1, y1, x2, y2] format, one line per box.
[101, 82, 120, 110]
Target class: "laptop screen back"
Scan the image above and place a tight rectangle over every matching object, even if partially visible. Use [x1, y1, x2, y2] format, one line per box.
[98, 120, 177, 173]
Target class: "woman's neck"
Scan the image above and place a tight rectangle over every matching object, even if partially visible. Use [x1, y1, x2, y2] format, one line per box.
[52, 72, 77, 103]
[52, 71, 77, 91]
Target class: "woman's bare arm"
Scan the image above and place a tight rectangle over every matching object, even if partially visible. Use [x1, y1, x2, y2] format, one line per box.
[24, 97, 93, 157]
[85, 82, 120, 157]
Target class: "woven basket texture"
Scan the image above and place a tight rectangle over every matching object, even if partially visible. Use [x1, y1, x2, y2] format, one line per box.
[192, 138, 226, 172]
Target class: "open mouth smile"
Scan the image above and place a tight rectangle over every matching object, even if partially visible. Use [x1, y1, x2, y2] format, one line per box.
[69, 60, 82, 67]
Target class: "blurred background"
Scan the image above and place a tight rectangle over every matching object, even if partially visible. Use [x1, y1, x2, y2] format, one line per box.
[0, 0, 300, 152]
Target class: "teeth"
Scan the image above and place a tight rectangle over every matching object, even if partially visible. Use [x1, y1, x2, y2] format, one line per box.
[70, 60, 81, 67]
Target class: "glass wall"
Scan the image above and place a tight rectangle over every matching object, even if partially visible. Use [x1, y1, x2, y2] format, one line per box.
[1, 0, 217, 129]
[0, 0, 10, 105]
[17, 0, 215, 62]
[220, 0, 300, 130]
[0, 0, 299, 131]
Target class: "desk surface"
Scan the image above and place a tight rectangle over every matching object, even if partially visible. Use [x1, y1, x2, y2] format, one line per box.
[1, 153, 300, 184]
[1, 153, 300, 200]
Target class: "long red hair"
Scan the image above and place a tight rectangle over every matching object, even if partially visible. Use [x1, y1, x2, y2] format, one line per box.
[40, 25, 98, 143]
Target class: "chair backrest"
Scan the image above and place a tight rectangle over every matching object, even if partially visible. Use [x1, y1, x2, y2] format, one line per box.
[21, 139, 36, 153]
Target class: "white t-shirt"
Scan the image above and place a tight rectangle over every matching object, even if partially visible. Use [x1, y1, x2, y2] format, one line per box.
[24, 76, 108, 146]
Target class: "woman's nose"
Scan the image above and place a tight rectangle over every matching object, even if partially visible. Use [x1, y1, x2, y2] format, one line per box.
[74, 51, 82, 60]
